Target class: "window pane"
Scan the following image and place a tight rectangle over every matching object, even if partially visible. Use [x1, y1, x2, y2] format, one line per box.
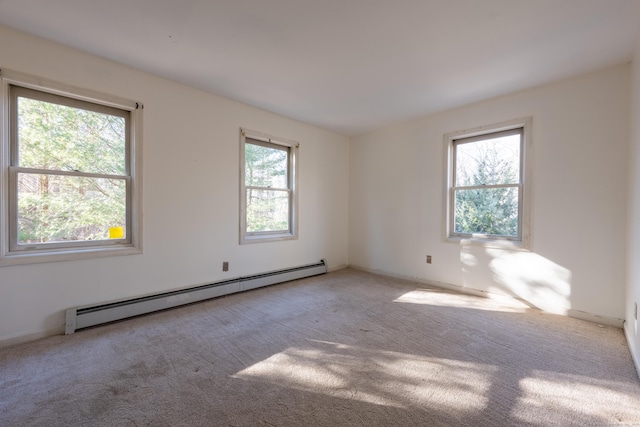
[17, 172, 126, 244]
[454, 187, 519, 237]
[17, 96, 126, 176]
[246, 189, 289, 232]
[455, 134, 520, 186]
[245, 142, 288, 188]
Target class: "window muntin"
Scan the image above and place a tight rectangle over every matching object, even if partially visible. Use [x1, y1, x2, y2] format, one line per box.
[1, 70, 142, 265]
[240, 129, 298, 244]
[445, 119, 531, 248]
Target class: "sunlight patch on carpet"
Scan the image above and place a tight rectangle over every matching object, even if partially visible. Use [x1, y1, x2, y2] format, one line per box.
[233, 340, 497, 410]
[513, 370, 640, 424]
[393, 289, 528, 313]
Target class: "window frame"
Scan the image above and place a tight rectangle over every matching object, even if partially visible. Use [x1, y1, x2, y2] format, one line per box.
[443, 117, 532, 250]
[239, 128, 298, 244]
[0, 69, 143, 266]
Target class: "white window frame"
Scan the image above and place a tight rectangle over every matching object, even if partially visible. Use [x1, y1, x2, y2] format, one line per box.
[0, 69, 143, 266]
[443, 117, 532, 250]
[240, 128, 298, 244]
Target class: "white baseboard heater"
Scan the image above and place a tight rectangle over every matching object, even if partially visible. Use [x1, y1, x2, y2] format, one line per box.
[65, 259, 327, 334]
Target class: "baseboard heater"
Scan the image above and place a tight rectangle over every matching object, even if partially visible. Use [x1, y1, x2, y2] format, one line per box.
[65, 259, 327, 334]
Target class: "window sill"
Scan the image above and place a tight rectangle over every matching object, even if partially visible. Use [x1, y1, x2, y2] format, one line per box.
[445, 235, 530, 251]
[240, 233, 297, 245]
[0, 245, 142, 267]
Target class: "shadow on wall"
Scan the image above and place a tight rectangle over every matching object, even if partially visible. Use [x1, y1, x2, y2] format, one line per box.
[460, 245, 572, 315]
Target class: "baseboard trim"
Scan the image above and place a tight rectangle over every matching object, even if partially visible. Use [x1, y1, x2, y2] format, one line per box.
[348, 264, 624, 328]
[0, 326, 65, 349]
[327, 263, 349, 273]
[624, 321, 640, 380]
[565, 309, 624, 328]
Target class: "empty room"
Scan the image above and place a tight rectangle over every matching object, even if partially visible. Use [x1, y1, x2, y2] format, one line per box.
[1, 0, 640, 425]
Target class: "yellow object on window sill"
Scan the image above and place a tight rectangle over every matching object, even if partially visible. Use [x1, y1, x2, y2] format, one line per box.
[109, 226, 124, 239]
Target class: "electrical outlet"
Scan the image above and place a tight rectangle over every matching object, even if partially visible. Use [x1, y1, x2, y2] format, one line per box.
[426, 255, 432, 264]
[223, 261, 229, 272]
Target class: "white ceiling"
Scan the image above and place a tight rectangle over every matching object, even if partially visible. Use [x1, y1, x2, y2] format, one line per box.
[0, 0, 639, 136]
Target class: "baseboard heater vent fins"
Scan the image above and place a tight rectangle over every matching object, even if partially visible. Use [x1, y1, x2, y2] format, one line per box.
[65, 259, 327, 334]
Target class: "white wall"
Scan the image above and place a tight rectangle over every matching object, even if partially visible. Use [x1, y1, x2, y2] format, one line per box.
[350, 64, 630, 323]
[0, 25, 350, 344]
[626, 35, 640, 373]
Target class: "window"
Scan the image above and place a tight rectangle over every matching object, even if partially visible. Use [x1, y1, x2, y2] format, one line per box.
[240, 128, 298, 244]
[444, 118, 531, 249]
[0, 70, 142, 265]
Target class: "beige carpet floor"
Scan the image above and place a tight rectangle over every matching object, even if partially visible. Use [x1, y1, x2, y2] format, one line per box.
[1, 268, 640, 426]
